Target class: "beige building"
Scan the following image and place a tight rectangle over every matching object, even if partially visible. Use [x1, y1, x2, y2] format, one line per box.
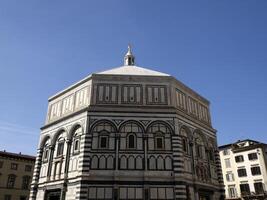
[0, 150, 35, 200]
[30, 46, 224, 200]
[219, 139, 267, 199]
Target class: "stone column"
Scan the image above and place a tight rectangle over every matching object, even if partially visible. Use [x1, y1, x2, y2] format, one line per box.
[205, 148, 212, 181]
[29, 148, 43, 200]
[46, 145, 55, 181]
[64, 139, 72, 178]
[189, 141, 195, 175]
[172, 118, 187, 200]
[75, 118, 91, 200]
[144, 134, 148, 170]
[115, 133, 120, 170]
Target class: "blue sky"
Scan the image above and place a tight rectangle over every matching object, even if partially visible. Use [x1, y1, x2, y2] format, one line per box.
[0, 1, 266, 155]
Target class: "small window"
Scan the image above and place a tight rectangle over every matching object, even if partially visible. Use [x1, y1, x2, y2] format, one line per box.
[248, 153, 258, 160]
[182, 138, 187, 153]
[235, 155, 244, 163]
[21, 176, 31, 190]
[57, 142, 64, 156]
[7, 174, 16, 188]
[240, 183, 250, 195]
[254, 182, 264, 194]
[251, 166, 261, 175]
[228, 186, 237, 198]
[43, 148, 49, 161]
[128, 134, 136, 149]
[99, 136, 108, 149]
[0, 161, 3, 168]
[237, 168, 247, 177]
[11, 163, 18, 170]
[25, 165, 32, 172]
[226, 172, 234, 182]
[155, 137, 164, 149]
[73, 138, 80, 152]
[20, 196, 27, 200]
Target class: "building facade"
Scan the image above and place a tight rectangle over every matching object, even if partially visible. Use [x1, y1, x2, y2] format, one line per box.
[30, 46, 224, 200]
[0, 150, 35, 200]
[219, 139, 267, 199]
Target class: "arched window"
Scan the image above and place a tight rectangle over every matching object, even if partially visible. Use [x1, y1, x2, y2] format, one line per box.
[165, 156, 172, 170]
[180, 128, 190, 154]
[120, 156, 127, 169]
[72, 126, 82, 154]
[157, 156, 164, 170]
[147, 122, 172, 151]
[149, 156, 156, 170]
[106, 156, 114, 169]
[56, 138, 65, 156]
[91, 121, 116, 150]
[91, 156, 98, 169]
[207, 139, 215, 162]
[128, 134, 136, 149]
[7, 174, 16, 188]
[194, 130, 206, 160]
[22, 176, 31, 190]
[42, 138, 51, 162]
[43, 145, 50, 162]
[99, 156, 106, 169]
[136, 156, 143, 170]
[196, 140, 203, 158]
[119, 121, 143, 150]
[128, 156, 135, 169]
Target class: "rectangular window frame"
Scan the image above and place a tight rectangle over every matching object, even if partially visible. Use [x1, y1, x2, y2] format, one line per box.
[251, 166, 261, 176]
[73, 136, 81, 155]
[235, 155, 244, 163]
[11, 163, 18, 170]
[25, 165, 32, 172]
[248, 153, 258, 160]
[99, 135, 109, 149]
[254, 182, 264, 194]
[237, 168, 247, 177]
[155, 136, 164, 150]
[240, 183, 250, 195]
[56, 142, 64, 157]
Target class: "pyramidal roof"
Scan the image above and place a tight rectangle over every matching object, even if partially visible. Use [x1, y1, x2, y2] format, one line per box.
[97, 65, 170, 76]
[97, 45, 170, 76]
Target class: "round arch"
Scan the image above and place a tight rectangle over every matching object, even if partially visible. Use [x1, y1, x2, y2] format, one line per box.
[39, 134, 51, 149]
[89, 119, 117, 133]
[118, 120, 145, 133]
[193, 129, 208, 146]
[179, 125, 193, 140]
[51, 128, 67, 146]
[67, 123, 84, 140]
[146, 120, 174, 135]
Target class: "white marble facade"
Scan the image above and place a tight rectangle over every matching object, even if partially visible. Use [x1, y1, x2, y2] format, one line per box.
[30, 47, 224, 200]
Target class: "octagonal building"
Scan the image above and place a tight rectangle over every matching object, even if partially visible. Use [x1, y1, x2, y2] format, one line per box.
[30, 46, 224, 200]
